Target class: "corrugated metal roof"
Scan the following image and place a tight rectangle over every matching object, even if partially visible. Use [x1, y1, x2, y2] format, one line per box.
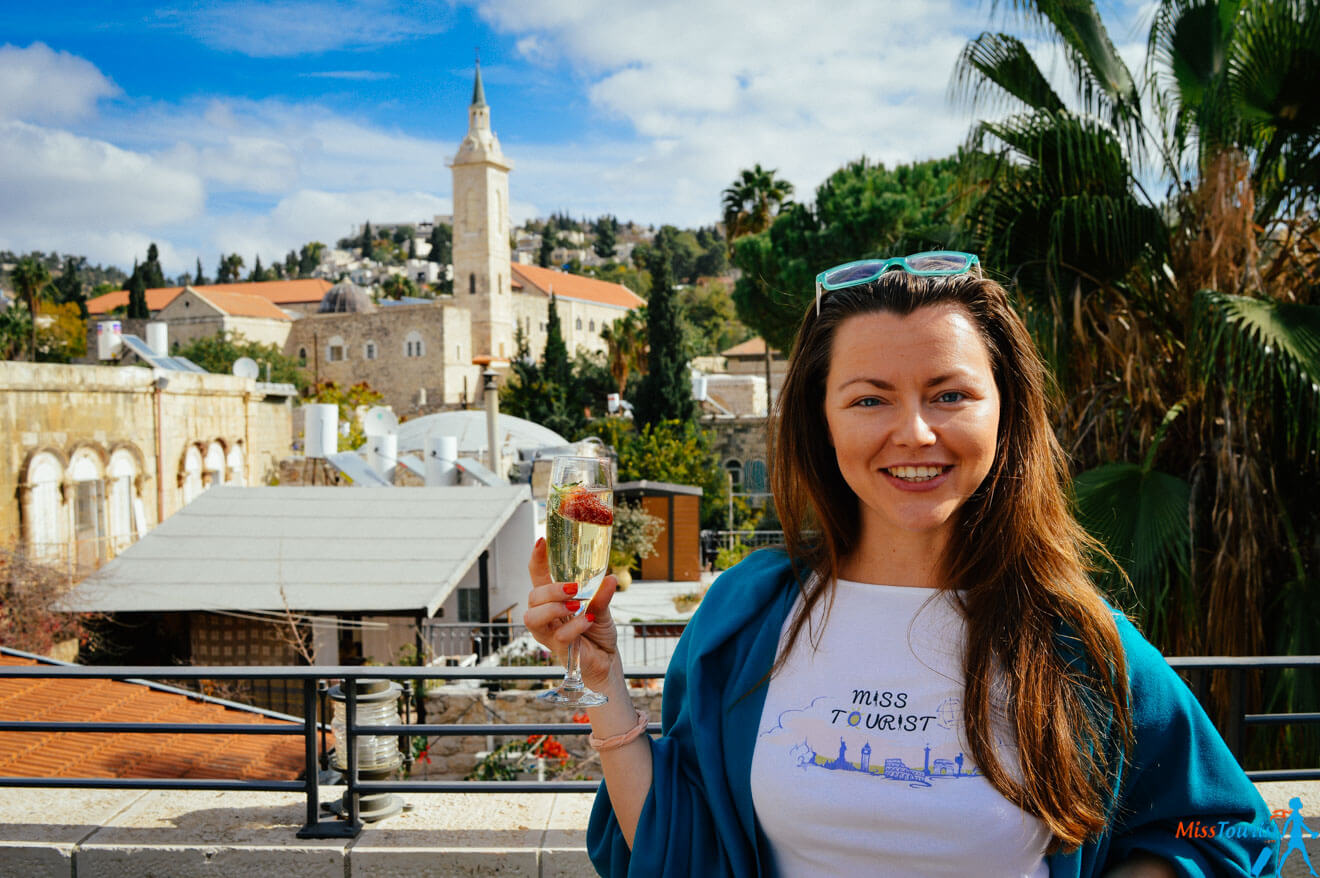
[63, 485, 532, 616]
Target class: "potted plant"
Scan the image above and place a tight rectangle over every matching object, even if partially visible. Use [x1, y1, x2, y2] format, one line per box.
[609, 501, 664, 590]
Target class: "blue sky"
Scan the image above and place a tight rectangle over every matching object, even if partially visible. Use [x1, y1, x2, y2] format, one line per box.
[0, 0, 1154, 277]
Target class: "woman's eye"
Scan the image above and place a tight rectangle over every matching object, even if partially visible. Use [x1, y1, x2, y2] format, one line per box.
[854, 397, 882, 408]
[935, 391, 967, 404]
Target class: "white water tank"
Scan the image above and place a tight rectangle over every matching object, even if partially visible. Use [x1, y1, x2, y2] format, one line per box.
[367, 433, 398, 482]
[96, 321, 123, 360]
[146, 322, 169, 357]
[304, 404, 339, 458]
[425, 435, 458, 486]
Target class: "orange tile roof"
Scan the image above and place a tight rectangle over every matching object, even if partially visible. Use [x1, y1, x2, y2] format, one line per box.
[721, 336, 782, 358]
[189, 288, 291, 321]
[0, 654, 322, 781]
[86, 279, 333, 315]
[511, 264, 644, 309]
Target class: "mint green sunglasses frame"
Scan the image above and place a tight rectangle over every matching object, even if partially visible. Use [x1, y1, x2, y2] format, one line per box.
[814, 250, 981, 314]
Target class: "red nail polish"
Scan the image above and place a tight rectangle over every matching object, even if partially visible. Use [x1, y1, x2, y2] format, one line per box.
[586, 612, 596, 623]
[535, 537, 545, 549]
[563, 582, 578, 596]
[565, 600, 581, 613]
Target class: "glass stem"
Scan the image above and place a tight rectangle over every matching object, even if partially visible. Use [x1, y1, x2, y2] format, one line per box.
[564, 637, 585, 691]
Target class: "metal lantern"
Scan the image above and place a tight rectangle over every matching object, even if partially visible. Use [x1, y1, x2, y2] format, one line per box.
[328, 679, 404, 822]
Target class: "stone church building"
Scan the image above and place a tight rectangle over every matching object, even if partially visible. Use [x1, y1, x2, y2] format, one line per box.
[282, 63, 644, 415]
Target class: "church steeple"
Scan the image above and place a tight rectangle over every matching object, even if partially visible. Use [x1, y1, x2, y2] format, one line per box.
[471, 58, 486, 107]
[449, 59, 513, 361]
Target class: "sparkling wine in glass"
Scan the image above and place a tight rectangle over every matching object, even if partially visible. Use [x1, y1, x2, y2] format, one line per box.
[540, 455, 612, 706]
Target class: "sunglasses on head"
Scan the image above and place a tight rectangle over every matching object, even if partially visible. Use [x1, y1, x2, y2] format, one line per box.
[814, 251, 982, 314]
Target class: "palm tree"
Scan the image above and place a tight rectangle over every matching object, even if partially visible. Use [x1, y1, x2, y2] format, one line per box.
[954, 0, 1320, 758]
[11, 257, 51, 362]
[721, 164, 794, 248]
[600, 311, 648, 396]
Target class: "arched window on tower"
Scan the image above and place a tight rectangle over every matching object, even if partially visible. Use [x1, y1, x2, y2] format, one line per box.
[576, 317, 583, 330]
[469, 274, 476, 295]
[68, 448, 107, 568]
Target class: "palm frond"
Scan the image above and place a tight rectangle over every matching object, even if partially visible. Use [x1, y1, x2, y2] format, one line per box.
[1193, 290, 1320, 459]
[1074, 462, 1192, 643]
[949, 32, 1066, 115]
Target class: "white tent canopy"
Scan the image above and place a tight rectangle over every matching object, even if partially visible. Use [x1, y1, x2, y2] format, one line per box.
[63, 485, 534, 617]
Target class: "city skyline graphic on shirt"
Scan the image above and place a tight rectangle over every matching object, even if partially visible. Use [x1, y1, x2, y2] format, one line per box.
[762, 695, 980, 790]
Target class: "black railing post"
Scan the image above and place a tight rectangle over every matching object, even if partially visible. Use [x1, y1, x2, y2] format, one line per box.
[345, 676, 360, 828]
[301, 678, 319, 832]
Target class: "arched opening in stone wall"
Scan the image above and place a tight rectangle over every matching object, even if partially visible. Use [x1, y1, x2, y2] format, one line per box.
[23, 451, 67, 563]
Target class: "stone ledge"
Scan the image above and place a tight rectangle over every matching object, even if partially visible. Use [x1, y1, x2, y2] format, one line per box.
[1, 788, 596, 878]
[0, 782, 1315, 877]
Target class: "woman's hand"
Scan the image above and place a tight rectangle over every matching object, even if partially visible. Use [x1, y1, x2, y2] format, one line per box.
[523, 537, 620, 690]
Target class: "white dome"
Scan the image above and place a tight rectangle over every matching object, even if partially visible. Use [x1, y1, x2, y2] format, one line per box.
[397, 410, 568, 460]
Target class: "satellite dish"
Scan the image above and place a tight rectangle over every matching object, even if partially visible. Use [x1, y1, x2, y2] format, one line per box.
[363, 406, 399, 437]
[232, 357, 260, 380]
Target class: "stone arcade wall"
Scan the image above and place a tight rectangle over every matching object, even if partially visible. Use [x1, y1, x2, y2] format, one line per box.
[0, 361, 294, 552]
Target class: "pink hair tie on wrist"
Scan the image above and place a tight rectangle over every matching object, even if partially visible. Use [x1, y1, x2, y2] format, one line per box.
[588, 709, 651, 751]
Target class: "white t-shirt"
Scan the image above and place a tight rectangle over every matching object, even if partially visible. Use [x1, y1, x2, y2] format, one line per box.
[750, 579, 1051, 877]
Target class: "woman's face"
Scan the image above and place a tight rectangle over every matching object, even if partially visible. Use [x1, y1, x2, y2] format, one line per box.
[823, 304, 1001, 552]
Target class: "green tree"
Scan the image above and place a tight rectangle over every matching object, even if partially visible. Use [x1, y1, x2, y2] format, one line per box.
[361, 221, 374, 258]
[125, 268, 149, 320]
[381, 274, 418, 300]
[53, 256, 87, 318]
[693, 226, 727, 278]
[0, 300, 32, 360]
[175, 330, 309, 393]
[956, 0, 1320, 766]
[194, 257, 207, 286]
[721, 163, 794, 248]
[543, 292, 571, 390]
[283, 250, 298, 278]
[731, 156, 965, 352]
[679, 279, 748, 356]
[593, 215, 617, 260]
[427, 223, 452, 264]
[248, 255, 267, 282]
[634, 232, 695, 427]
[537, 231, 557, 268]
[10, 256, 52, 360]
[590, 418, 736, 529]
[142, 243, 166, 289]
[35, 301, 87, 362]
[600, 311, 648, 395]
[298, 242, 325, 277]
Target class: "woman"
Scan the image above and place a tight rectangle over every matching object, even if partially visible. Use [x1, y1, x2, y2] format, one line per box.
[524, 254, 1272, 877]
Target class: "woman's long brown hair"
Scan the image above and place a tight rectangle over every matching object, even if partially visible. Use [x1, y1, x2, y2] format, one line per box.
[769, 271, 1132, 852]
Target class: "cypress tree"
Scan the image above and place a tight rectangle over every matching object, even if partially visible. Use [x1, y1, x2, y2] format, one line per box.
[143, 243, 166, 289]
[361, 221, 374, 257]
[543, 293, 571, 389]
[126, 269, 149, 319]
[195, 257, 207, 286]
[635, 232, 695, 427]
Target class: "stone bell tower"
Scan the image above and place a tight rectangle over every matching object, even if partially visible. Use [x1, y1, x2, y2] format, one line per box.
[449, 60, 514, 361]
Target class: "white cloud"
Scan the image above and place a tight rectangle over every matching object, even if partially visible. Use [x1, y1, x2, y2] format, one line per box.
[0, 121, 204, 266]
[469, 0, 984, 224]
[0, 42, 120, 123]
[161, 0, 452, 57]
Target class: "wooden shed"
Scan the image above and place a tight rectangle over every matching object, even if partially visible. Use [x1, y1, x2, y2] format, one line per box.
[616, 480, 703, 582]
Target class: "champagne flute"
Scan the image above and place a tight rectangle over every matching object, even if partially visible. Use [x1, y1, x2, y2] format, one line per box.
[539, 455, 612, 706]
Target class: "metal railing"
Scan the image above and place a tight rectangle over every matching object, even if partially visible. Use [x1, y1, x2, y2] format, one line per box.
[0, 657, 1315, 839]
[423, 621, 688, 668]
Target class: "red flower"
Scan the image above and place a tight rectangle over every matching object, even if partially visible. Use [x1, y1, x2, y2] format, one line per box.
[571, 711, 591, 724]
